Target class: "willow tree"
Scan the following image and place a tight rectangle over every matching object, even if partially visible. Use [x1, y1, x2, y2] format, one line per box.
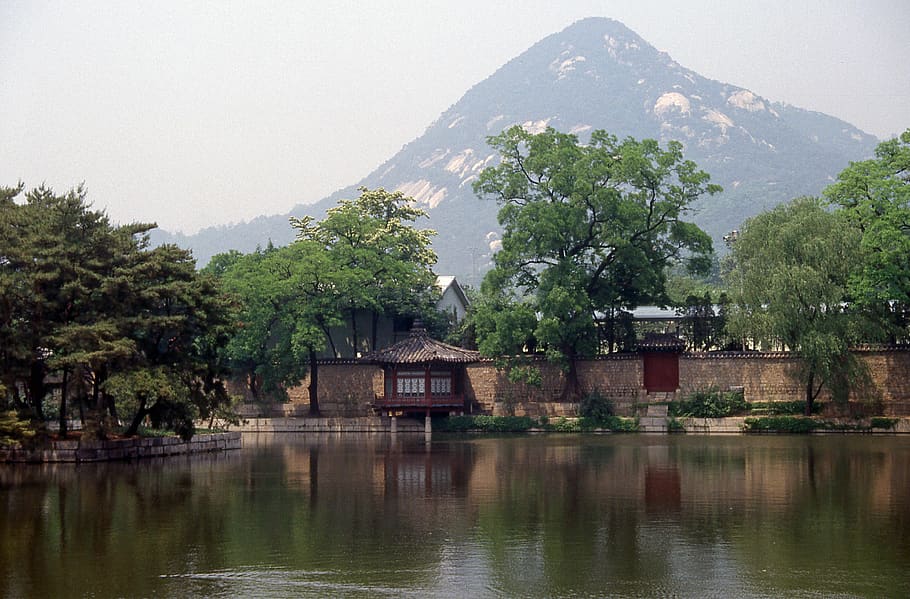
[725, 197, 873, 413]
[473, 126, 718, 398]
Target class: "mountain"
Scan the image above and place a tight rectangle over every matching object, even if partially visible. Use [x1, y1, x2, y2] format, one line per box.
[153, 17, 878, 285]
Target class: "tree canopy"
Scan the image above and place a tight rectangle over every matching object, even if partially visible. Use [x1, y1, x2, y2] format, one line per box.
[724, 197, 875, 412]
[0, 184, 236, 440]
[472, 126, 719, 397]
[211, 187, 440, 414]
[824, 128, 910, 341]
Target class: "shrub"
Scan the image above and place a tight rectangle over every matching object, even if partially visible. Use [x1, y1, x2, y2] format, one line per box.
[549, 417, 581, 433]
[670, 387, 747, 418]
[748, 401, 814, 415]
[742, 416, 818, 434]
[437, 416, 476, 432]
[667, 417, 686, 433]
[578, 391, 615, 422]
[871, 417, 898, 430]
[437, 415, 536, 433]
[0, 410, 37, 448]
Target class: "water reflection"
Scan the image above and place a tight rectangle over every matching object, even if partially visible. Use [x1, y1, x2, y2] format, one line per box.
[2, 434, 909, 597]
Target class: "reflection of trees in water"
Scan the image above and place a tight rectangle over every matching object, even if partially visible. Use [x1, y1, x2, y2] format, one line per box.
[0, 452, 243, 597]
[2, 436, 909, 597]
[728, 438, 910, 597]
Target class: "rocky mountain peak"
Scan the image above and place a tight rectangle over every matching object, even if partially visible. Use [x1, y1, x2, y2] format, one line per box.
[154, 18, 878, 284]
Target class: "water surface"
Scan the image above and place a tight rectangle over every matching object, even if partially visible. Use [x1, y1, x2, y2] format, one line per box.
[2, 433, 909, 597]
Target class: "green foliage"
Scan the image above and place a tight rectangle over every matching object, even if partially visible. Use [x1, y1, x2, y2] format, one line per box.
[578, 391, 615, 421]
[0, 410, 37, 448]
[436, 414, 638, 433]
[825, 129, 910, 343]
[669, 387, 747, 418]
[545, 415, 638, 432]
[212, 188, 439, 415]
[667, 417, 686, 433]
[473, 126, 719, 398]
[292, 186, 439, 355]
[725, 197, 875, 412]
[742, 416, 819, 434]
[675, 291, 729, 351]
[0, 183, 237, 440]
[436, 415, 536, 433]
[870, 417, 898, 430]
[748, 401, 816, 416]
[548, 417, 581, 432]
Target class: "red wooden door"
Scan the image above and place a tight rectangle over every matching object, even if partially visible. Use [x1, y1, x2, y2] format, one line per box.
[642, 352, 679, 392]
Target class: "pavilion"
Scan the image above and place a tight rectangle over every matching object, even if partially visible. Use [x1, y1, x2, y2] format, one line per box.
[362, 321, 480, 418]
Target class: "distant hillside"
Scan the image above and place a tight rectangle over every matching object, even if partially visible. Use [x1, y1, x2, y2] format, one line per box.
[153, 17, 877, 284]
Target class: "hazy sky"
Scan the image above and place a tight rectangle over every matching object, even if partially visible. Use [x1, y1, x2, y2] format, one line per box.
[2, 0, 908, 234]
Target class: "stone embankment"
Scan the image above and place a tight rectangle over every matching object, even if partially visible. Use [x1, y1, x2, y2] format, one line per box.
[0, 432, 242, 463]
[236, 416, 423, 433]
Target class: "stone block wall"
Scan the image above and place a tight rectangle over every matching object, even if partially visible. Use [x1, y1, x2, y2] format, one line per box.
[464, 356, 642, 416]
[679, 353, 802, 402]
[259, 348, 910, 417]
[680, 349, 910, 414]
[291, 362, 383, 417]
[0, 432, 242, 463]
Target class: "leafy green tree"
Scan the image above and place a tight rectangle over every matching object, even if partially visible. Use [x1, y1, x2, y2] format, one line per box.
[725, 197, 875, 414]
[473, 126, 719, 397]
[825, 129, 910, 341]
[211, 244, 324, 407]
[0, 183, 236, 439]
[213, 188, 439, 416]
[292, 187, 438, 353]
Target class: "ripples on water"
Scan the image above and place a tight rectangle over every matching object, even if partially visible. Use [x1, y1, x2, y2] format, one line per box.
[2, 433, 909, 597]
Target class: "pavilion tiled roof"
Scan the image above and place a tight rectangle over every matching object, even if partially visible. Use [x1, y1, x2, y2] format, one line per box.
[362, 323, 480, 364]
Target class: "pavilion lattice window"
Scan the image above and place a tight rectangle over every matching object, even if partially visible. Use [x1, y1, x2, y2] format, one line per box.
[430, 372, 452, 396]
[397, 371, 425, 397]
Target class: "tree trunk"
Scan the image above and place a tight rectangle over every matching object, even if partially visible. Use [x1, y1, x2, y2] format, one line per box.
[125, 395, 148, 437]
[28, 361, 46, 419]
[319, 323, 338, 358]
[308, 348, 320, 416]
[247, 366, 259, 400]
[371, 311, 379, 353]
[350, 308, 359, 357]
[561, 351, 582, 401]
[106, 392, 118, 421]
[804, 370, 815, 416]
[59, 367, 69, 437]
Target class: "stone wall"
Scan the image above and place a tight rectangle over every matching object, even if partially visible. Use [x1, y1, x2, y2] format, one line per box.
[679, 353, 802, 402]
[680, 349, 910, 415]
[0, 432, 242, 463]
[464, 356, 641, 416]
[256, 348, 910, 417]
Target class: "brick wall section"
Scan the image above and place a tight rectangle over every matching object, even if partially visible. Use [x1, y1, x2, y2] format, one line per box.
[679, 353, 803, 402]
[463, 356, 642, 416]
[292, 362, 383, 417]
[263, 349, 910, 417]
[680, 349, 910, 414]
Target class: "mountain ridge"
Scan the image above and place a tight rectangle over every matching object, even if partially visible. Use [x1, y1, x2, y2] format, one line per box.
[152, 17, 878, 284]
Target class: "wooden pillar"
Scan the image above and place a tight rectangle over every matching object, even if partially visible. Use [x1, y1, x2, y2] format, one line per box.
[424, 365, 431, 410]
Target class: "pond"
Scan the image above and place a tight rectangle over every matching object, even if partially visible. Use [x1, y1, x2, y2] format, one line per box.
[2, 433, 909, 597]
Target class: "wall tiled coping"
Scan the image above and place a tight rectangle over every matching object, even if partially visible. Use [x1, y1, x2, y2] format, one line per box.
[0, 432, 242, 463]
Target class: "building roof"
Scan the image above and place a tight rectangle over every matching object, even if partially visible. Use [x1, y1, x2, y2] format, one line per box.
[361, 322, 480, 365]
[436, 275, 470, 306]
[636, 332, 686, 352]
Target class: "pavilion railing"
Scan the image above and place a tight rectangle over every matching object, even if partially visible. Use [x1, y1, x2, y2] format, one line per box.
[373, 393, 465, 409]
